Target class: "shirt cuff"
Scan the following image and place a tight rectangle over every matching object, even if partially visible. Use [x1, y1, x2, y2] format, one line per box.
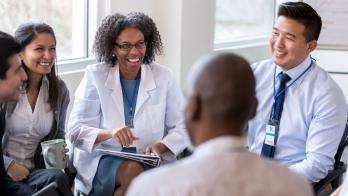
[3, 155, 14, 171]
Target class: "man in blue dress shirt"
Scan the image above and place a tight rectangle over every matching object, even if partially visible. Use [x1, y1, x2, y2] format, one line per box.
[248, 2, 348, 183]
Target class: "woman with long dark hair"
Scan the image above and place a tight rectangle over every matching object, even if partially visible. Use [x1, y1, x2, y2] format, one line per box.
[2, 22, 72, 195]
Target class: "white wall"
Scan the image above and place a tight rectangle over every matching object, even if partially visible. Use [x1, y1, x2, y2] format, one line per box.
[151, 1, 183, 82]
[179, 0, 215, 86]
[59, 71, 85, 120]
[313, 50, 348, 99]
[215, 43, 271, 64]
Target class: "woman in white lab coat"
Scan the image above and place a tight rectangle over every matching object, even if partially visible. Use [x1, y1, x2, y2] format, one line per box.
[67, 12, 188, 196]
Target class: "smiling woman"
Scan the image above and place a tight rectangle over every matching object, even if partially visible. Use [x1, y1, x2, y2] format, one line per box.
[113, 27, 147, 80]
[67, 12, 188, 196]
[15, 22, 60, 111]
[1, 22, 73, 195]
[20, 33, 57, 76]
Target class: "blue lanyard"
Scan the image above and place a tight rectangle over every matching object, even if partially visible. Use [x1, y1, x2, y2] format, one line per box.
[273, 59, 314, 101]
[120, 72, 141, 116]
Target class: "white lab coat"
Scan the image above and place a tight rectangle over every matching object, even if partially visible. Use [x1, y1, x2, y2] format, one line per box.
[67, 62, 188, 194]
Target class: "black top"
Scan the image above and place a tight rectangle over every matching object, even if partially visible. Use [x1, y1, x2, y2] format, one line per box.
[0, 106, 9, 189]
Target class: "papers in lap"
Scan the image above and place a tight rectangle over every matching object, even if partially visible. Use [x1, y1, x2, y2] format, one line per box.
[97, 149, 161, 167]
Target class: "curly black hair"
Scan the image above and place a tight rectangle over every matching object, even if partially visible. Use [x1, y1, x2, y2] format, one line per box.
[93, 12, 163, 66]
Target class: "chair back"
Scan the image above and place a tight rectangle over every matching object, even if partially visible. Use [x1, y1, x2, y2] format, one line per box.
[334, 120, 348, 168]
[314, 120, 348, 195]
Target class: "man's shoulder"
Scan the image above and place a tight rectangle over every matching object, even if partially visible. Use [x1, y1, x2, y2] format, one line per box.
[305, 63, 343, 94]
[128, 157, 194, 193]
[135, 158, 187, 181]
[221, 152, 312, 194]
[260, 160, 313, 195]
[128, 152, 313, 196]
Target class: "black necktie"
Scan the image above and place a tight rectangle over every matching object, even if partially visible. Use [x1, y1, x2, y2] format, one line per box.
[261, 72, 291, 158]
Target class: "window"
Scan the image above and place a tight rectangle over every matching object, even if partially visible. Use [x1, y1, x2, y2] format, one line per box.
[0, 0, 88, 61]
[215, 0, 275, 48]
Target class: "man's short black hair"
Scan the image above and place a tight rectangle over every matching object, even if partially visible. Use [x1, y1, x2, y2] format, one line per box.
[0, 31, 21, 79]
[278, 2, 322, 42]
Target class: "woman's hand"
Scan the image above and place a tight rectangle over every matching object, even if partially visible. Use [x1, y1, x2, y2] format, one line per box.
[95, 127, 139, 145]
[63, 143, 69, 161]
[112, 127, 139, 147]
[7, 161, 30, 181]
[145, 142, 169, 158]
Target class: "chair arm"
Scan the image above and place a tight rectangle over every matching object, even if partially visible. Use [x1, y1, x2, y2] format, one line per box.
[313, 164, 347, 194]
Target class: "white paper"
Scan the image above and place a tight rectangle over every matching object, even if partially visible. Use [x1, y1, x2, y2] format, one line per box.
[97, 149, 161, 167]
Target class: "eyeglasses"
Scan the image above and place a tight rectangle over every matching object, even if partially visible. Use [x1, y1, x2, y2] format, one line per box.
[115, 41, 147, 51]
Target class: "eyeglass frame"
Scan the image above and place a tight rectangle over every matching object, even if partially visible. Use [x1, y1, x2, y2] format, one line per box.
[114, 41, 147, 51]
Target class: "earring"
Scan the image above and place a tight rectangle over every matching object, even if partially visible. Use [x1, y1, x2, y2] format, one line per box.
[111, 53, 117, 64]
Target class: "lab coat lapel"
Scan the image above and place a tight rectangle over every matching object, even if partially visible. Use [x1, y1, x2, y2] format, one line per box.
[105, 66, 125, 119]
[135, 64, 156, 116]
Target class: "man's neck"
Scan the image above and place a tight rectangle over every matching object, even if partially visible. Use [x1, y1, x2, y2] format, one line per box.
[195, 125, 243, 146]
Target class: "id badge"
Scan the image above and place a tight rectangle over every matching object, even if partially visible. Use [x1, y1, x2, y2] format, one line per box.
[264, 120, 279, 146]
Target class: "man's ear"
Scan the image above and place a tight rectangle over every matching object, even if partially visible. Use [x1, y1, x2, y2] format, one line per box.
[307, 40, 317, 53]
[185, 94, 201, 122]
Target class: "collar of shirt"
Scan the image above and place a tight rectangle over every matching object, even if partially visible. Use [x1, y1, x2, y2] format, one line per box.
[275, 56, 312, 85]
[193, 136, 246, 157]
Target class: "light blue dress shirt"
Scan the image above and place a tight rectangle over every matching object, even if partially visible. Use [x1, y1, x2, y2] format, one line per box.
[248, 56, 348, 182]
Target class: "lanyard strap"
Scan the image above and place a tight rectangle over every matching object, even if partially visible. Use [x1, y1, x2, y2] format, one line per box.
[120, 71, 141, 116]
[273, 60, 313, 101]
[270, 59, 314, 122]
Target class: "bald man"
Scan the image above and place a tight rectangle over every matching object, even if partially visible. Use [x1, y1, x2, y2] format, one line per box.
[126, 53, 313, 196]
